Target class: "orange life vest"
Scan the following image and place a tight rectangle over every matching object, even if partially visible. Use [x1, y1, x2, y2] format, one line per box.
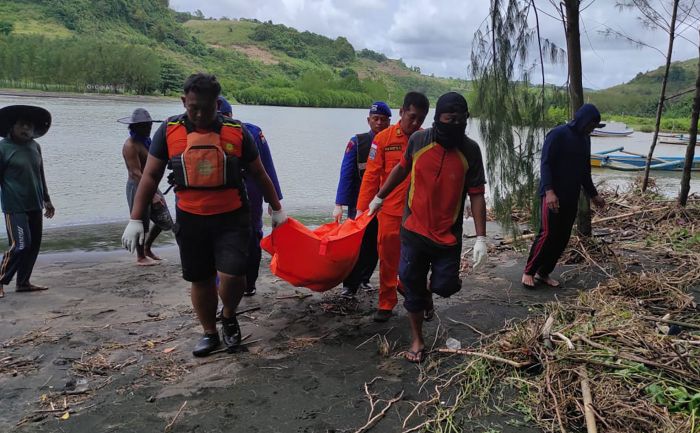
[165, 115, 248, 216]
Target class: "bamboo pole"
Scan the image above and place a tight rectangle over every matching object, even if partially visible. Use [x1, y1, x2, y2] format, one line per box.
[577, 367, 598, 433]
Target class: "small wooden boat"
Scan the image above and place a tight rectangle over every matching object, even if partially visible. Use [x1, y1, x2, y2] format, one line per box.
[591, 122, 634, 137]
[590, 147, 700, 171]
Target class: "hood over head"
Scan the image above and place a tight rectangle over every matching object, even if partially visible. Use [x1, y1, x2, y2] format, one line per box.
[569, 103, 604, 133]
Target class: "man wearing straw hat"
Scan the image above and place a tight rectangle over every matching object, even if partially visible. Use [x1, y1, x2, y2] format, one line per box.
[0, 105, 55, 299]
[119, 108, 173, 266]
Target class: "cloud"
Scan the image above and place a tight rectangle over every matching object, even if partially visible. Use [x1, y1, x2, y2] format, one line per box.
[169, 0, 699, 88]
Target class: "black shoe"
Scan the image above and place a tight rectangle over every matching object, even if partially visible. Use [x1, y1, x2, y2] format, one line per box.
[244, 286, 257, 296]
[360, 282, 373, 291]
[192, 333, 221, 357]
[373, 309, 392, 322]
[340, 286, 358, 298]
[221, 315, 242, 353]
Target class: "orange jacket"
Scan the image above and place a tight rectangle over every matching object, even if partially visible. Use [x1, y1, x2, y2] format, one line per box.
[356, 123, 411, 217]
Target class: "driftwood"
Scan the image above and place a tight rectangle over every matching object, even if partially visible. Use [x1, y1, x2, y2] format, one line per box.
[436, 348, 533, 368]
[577, 367, 598, 433]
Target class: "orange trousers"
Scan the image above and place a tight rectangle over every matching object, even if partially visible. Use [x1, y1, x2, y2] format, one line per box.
[377, 213, 402, 311]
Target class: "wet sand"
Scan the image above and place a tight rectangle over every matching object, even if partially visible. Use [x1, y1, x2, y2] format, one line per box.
[0, 242, 595, 432]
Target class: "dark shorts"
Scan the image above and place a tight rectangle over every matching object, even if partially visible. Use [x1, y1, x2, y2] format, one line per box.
[174, 207, 251, 282]
[126, 180, 173, 231]
[399, 232, 462, 313]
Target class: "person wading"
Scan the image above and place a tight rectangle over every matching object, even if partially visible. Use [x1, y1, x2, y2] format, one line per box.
[119, 108, 173, 266]
[333, 101, 391, 298]
[122, 73, 287, 356]
[0, 105, 55, 299]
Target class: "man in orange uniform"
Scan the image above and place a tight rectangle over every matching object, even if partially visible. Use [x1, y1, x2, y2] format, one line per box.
[356, 92, 429, 322]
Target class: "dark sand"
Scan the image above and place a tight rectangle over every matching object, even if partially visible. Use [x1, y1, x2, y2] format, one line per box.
[0, 241, 595, 433]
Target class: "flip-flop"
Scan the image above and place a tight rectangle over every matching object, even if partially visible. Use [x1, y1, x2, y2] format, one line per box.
[404, 347, 427, 364]
[535, 275, 560, 287]
[522, 281, 536, 290]
[16, 284, 49, 292]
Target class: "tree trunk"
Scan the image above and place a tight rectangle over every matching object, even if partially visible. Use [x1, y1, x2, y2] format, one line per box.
[642, 0, 679, 192]
[678, 28, 700, 207]
[563, 0, 591, 236]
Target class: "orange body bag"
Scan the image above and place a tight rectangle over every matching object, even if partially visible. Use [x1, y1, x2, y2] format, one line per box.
[260, 213, 375, 292]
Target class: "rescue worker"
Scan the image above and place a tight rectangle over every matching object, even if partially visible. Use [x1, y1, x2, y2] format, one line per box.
[333, 101, 391, 298]
[217, 96, 283, 296]
[122, 73, 287, 356]
[366, 92, 488, 363]
[119, 108, 174, 266]
[0, 105, 55, 299]
[522, 103, 606, 289]
[356, 92, 429, 322]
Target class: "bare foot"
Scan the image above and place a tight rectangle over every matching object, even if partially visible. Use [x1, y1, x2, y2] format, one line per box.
[136, 257, 159, 267]
[535, 274, 560, 287]
[521, 274, 535, 289]
[0, 285, 4, 298]
[16, 283, 49, 292]
[145, 249, 162, 261]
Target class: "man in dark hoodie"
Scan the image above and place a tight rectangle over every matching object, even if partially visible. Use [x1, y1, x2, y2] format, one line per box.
[366, 92, 487, 363]
[521, 103, 606, 289]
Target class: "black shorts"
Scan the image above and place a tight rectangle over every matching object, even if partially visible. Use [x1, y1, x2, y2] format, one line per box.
[174, 207, 251, 282]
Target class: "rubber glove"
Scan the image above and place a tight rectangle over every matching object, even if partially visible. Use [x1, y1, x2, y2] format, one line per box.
[122, 219, 145, 253]
[332, 205, 344, 222]
[367, 196, 384, 216]
[271, 209, 288, 228]
[473, 236, 488, 271]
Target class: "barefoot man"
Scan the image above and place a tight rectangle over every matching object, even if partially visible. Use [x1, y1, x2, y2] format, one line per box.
[0, 105, 55, 298]
[120, 108, 173, 266]
[522, 103, 606, 289]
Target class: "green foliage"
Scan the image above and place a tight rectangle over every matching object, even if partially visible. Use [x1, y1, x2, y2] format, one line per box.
[588, 58, 696, 118]
[358, 48, 387, 62]
[0, 21, 13, 36]
[0, 35, 161, 93]
[471, 0, 555, 235]
[646, 383, 700, 416]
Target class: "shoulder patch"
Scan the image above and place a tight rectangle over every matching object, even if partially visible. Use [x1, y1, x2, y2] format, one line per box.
[368, 143, 378, 160]
[345, 140, 355, 154]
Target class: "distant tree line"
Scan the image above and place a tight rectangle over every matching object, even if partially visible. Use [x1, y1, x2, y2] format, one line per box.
[0, 35, 162, 93]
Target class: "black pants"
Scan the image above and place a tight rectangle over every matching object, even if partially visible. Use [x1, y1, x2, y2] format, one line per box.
[246, 226, 263, 290]
[343, 216, 379, 289]
[524, 199, 577, 277]
[0, 211, 43, 286]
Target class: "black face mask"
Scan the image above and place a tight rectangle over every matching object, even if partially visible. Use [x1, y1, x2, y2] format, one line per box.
[434, 121, 466, 149]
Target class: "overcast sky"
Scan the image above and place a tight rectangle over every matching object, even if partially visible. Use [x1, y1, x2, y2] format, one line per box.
[170, 0, 699, 89]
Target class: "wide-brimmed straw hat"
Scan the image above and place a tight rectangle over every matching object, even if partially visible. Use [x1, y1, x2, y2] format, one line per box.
[117, 108, 161, 124]
[0, 105, 52, 138]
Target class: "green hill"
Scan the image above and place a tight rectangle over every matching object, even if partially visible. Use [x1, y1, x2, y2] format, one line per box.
[0, 0, 468, 107]
[588, 57, 697, 118]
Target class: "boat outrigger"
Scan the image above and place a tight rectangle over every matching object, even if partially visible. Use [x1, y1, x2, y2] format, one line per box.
[591, 147, 700, 171]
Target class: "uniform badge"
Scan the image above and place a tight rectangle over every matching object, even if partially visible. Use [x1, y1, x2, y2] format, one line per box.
[225, 142, 234, 152]
[368, 143, 378, 160]
[345, 140, 355, 154]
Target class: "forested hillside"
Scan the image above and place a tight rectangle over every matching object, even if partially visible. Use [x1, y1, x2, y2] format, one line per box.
[0, 0, 467, 107]
[588, 57, 697, 118]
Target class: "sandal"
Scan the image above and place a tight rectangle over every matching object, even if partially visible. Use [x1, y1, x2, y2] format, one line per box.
[404, 347, 427, 364]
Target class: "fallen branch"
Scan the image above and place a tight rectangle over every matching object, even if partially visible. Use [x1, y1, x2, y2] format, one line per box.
[577, 367, 598, 433]
[436, 348, 532, 368]
[353, 391, 404, 433]
[641, 315, 700, 331]
[164, 400, 187, 432]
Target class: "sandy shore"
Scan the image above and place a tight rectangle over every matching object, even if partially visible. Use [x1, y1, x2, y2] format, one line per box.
[0, 239, 591, 432]
[0, 88, 177, 103]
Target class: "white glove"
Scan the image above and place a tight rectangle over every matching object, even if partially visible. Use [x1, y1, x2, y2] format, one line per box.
[271, 208, 288, 228]
[472, 236, 488, 271]
[367, 195, 384, 216]
[332, 205, 344, 222]
[122, 219, 145, 253]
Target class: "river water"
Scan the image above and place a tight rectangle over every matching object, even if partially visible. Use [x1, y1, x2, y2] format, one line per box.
[0, 94, 696, 248]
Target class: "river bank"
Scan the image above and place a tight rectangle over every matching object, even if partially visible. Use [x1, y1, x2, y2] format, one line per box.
[0, 88, 178, 103]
